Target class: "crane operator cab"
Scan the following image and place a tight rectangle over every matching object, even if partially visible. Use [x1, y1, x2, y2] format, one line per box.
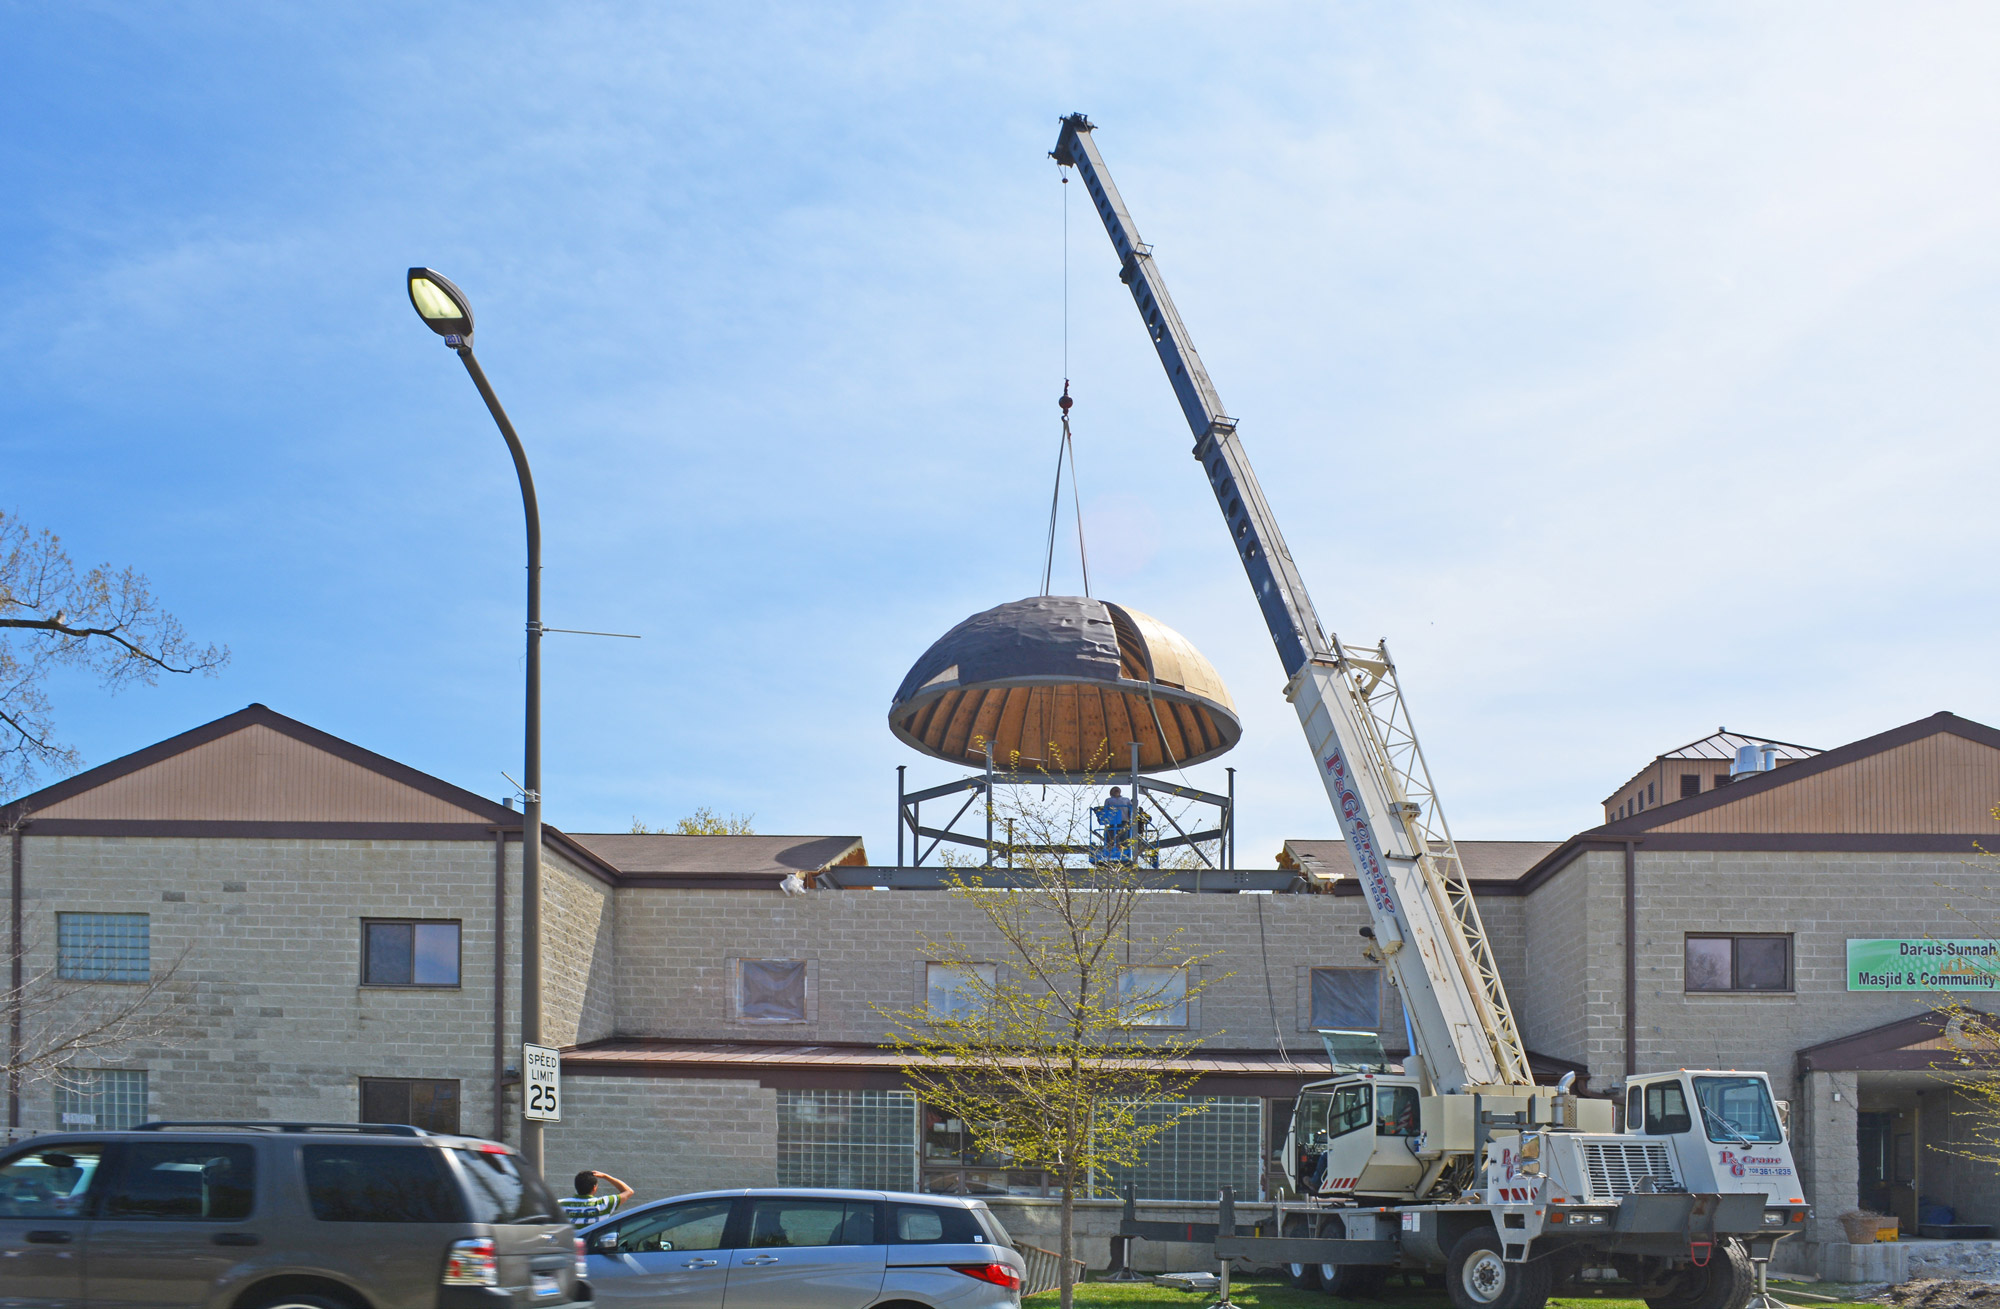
[1622, 1070, 1801, 1196]
[1089, 787, 1158, 868]
[1285, 1031, 1430, 1199]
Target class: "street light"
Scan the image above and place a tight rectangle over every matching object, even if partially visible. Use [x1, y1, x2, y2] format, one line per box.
[407, 267, 546, 1171]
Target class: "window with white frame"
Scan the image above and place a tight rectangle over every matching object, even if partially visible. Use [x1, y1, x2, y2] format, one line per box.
[57, 913, 150, 982]
[738, 960, 808, 1022]
[55, 1069, 148, 1130]
[1119, 966, 1188, 1027]
[925, 963, 995, 1021]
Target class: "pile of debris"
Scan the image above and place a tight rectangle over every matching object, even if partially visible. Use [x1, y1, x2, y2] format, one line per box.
[1874, 1279, 2000, 1309]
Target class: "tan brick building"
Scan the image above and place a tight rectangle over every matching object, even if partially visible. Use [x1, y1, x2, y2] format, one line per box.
[5, 704, 1997, 1275]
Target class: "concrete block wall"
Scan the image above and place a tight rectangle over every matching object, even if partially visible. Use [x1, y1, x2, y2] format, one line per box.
[542, 849, 617, 1047]
[611, 887, 1372, 1051]
[1519, 860, 1590, 1067]
[1797, 1070, 1860, 1246]
[9, 833, 516, 1137]
[543, 1075, 776, 1203]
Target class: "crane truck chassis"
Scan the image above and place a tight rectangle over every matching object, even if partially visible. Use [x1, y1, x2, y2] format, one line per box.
[1051, 112, 1808, 1309]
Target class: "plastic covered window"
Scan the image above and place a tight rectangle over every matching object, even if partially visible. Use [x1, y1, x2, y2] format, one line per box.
[926, 963, 994, 1021]
[740, 960, 807, 1022]
[1120, 967, 1188, 1027]
[1311, 968, 1380, 1029]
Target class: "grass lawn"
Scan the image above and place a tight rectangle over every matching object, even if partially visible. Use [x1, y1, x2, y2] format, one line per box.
[1025, 1279, 1879, 1309]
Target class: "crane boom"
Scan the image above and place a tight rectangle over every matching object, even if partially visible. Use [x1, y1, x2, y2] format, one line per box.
[1053, 113, 1534, 1093]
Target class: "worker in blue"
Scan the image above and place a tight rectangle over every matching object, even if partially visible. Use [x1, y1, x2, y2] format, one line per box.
[1093, 786, 1136, 864]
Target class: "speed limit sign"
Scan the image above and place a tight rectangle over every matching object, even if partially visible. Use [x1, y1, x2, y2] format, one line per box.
[524, 1043, 561, 1122]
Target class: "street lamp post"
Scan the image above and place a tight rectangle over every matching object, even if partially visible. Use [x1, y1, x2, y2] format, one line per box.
[407, 268, 545, 1171]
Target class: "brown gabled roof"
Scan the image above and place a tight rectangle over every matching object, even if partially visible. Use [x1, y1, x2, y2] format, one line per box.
[1796, 1008, 2000, 1074]
[0, 703, 623, 883]
[1520, 711, 2000, 887]
[565, 834, 867, 888]
[1600, 728, 1821, 806]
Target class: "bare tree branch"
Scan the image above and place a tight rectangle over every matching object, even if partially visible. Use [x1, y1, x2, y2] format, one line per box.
[0, 510, 228, 796]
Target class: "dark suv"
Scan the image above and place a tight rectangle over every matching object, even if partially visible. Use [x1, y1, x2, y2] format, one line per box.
[0, 1120, 588, 1309]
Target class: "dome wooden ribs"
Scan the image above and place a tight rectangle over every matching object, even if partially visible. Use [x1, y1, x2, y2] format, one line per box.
[889, 596, 1240, 773]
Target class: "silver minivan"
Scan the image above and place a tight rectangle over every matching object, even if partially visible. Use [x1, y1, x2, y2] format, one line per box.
[578, 1187, 1026, 1309]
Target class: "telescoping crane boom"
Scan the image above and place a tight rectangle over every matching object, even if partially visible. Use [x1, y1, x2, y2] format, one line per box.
[1052, 113, 1531, 1098]
[1052, 117, 1809, 1309]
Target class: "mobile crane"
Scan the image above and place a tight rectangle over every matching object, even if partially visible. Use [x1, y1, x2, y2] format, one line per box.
[1052, 114, 1806, 1309]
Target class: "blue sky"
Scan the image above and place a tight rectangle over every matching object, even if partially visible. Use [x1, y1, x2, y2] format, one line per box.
[6, 3, 2000, 863]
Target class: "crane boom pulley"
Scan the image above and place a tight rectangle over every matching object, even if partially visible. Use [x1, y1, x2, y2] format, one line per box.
[1051, 113, 1533, 1094]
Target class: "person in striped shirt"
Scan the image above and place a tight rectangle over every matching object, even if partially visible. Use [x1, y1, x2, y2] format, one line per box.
[561, 1170, 635, 1228]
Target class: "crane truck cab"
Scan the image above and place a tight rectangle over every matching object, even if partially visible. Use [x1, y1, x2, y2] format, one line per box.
[1288, 1071, 1429, 1199]
[1620, 1070, 1803, 1199]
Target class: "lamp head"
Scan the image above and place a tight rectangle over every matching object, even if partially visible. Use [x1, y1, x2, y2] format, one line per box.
[407, 268, 473, 344]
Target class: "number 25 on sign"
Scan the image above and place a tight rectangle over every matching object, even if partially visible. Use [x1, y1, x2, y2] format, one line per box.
[524, 1043, 562, 1122]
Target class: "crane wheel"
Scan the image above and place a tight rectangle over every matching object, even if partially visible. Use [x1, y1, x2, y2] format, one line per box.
[1321, 1263, 1387, 1297]
[1445, 1229, 1551, 1309]
[1288, 1261, 1324, 1290]
[1652, 1241, 1752, 1309]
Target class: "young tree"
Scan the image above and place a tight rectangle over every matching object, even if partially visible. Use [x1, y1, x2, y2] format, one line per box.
[1928, 855, 2000, 1165]
[881, 768, 1221, 1309]
[0, 511, 228, 795]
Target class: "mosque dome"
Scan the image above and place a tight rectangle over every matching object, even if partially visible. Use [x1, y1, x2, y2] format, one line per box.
[889, 596, 1240, 772]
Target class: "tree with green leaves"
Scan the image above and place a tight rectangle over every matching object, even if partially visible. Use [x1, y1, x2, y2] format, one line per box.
[880, 771, 1221, 1309]
[0, 511, 227, 796]
[628, 807, 756, 835]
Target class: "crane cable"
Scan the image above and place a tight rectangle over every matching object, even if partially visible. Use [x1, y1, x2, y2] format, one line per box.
[1040, 170, 1091, 598]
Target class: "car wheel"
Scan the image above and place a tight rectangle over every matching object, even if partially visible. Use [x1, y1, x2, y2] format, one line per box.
[1653, 1241, 1752, 1309]
[1446, 1228, 1550, 1309]
[246, 1295, 354, 1309]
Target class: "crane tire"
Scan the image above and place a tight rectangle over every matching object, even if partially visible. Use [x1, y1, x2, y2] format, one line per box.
[1288, 1262, 1324, 1290]
[1445, 1228, 1551, 1309]
[1321, 1263, 1387, 1297]
[1653, 1240, 1753, 1309]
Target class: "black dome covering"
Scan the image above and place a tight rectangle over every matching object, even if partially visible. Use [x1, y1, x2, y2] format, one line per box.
[890, 596, 1240, 773]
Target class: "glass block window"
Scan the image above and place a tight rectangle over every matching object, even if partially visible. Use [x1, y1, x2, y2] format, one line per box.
[777, 1090, 918, 1191]
[1099, 1097, 1264, 1202]
[1311, 967, 1380, 1029]
[55, 1069, 149, 1130]
[57, 913, 150, 982]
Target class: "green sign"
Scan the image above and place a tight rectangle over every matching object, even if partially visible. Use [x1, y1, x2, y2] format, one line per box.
[1847, 939, 2000, 991]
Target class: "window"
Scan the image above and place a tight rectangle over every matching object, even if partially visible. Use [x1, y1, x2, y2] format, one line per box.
[1685, 934, 1791, 992]
[360, 1077, 461, 1134]
[599, 1197, 733, 1253]
[1376, 1086, 1420, 1137]
[1119, 966, 1188, 1027]
[778, 1089, 918, 1191]
[57, 913, 149, 981]
[926, 963, 995, 1021]
[1693, 1076, 1785, 1144]
[1681, 774, 1700, 799]
[1310, 967, 1380, 1030]
[56, 1069, 147, 1130]
[1642, 1081, 1693, 1135]
[0, 1143, 104, 1218]
[745, 1196, 877, 1247]
[738, 959, 807, 1022]
[451, 1145, 560, 1224]
[303, 1144, 462, 1222]
[921, 1105, 1044, 1195]
[362, 920, 460, 987]
[1647, 782, 1655, 806]
[889, 1202, 988, 1244]
[1099, 1097, 1264, 1202]
[100, 1142, 254, 1220]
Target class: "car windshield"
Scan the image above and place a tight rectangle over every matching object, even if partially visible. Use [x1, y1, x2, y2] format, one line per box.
[1693, 1076, 1784, 1144]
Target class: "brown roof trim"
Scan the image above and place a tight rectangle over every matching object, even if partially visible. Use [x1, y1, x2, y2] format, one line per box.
[1796, 1007, 1999, 1074]
[1516, 831, 2000, 890]
[1592, 712, 1999, 839]
[0, 703, 516, 826]
[20, 820, 517, 841]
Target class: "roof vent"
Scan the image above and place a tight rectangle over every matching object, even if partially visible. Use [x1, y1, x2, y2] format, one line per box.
[1731, 744, 1770, 777]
